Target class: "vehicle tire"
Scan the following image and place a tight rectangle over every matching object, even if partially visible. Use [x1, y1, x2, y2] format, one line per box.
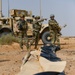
[42, 31, 55, 44]
[0, 32, 12, 37]
[41, 31, 51, 44]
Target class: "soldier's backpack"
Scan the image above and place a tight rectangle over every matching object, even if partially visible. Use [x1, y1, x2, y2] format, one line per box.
[17, 19, 28, 31]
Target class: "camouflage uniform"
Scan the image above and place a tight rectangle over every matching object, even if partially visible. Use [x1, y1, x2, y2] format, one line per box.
[48, 14, 61, 46]
[33, 17, 41, 49]
[17, 16, 29, 50]
[32, 16, 47, 49]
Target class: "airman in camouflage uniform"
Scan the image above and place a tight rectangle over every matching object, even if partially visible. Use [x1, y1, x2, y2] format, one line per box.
[17, 14, 29, 50]
[32, 16, 47, 49]
[48, 14, 61, 46]
[33, 16, 41, 49]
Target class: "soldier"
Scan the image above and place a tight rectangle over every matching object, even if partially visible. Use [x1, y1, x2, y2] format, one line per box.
[32, 16, 41, 49]
[48, 14, 61, 46]
[33, 16, 47, 49]
[17, 14, 29, 51]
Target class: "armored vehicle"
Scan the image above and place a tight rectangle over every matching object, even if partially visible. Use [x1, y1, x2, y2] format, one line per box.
[0, 9, 51, 44]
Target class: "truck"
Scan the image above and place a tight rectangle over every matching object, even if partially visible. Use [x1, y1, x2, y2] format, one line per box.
[0, 9, 51, 44]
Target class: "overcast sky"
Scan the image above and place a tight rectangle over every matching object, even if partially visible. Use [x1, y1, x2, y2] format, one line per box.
[2, 0, 75, 36]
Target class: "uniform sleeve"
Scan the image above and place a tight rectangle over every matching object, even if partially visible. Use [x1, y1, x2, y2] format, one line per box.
[54, 20, 61, 31]
[54, 20, 59, 25]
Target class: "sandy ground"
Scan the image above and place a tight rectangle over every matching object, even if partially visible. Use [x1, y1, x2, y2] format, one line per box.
[0, 37, 75, 75]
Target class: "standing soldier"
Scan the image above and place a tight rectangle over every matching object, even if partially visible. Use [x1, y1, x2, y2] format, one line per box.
[17, 14, 29, 51]
[48, 14, 61, 46]
[33, 16, 47, 49]
[33, 16, 41, 49]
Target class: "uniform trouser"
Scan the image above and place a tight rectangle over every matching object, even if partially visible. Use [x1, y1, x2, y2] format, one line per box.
[50, 30, 60, 46]
[32, 31, 40, 49]
[55, 33, 60, 46]
[19, 31, 29, 50]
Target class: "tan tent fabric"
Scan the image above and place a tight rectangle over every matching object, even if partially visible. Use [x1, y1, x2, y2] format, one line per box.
[39, 57, 66, 72]
[16, 51, 66, 75]
[16, 56, 43, 75]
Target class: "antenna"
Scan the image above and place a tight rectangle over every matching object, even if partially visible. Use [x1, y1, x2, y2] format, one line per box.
[0, 0, 2, 17]
[40, 0, 42, 18]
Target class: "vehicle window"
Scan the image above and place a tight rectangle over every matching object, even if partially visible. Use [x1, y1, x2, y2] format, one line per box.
[3, 20, 6, 24]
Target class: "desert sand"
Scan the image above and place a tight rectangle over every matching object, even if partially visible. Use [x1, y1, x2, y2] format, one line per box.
[0, 37, 75, 75]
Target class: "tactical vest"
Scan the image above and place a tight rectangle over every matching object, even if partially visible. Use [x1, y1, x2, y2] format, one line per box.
[33, 22, 41, 32]
[48, 20, 61, 32]
[17, 19, 28, 31]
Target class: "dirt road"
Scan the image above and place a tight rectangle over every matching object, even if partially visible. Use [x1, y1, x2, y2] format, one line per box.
[0, 37, 75, 75]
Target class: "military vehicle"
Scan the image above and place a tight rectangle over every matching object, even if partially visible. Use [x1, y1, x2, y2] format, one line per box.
[0, 9, 50, 44]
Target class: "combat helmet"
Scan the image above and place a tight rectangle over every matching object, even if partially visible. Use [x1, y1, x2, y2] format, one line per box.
[50, 14, 55, 18]
[35, 16, 40, 19]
